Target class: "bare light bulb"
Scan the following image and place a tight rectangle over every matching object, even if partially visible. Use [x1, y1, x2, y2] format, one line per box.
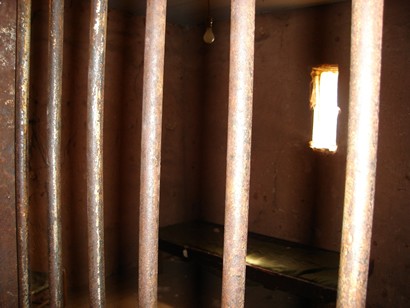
[203, 19, 215, 44]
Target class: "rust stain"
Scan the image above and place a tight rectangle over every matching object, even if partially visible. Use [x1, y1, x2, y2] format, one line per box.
[0, 27, 16, 68]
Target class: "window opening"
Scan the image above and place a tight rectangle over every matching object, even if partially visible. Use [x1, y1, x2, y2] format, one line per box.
[310, 65, 339, 152]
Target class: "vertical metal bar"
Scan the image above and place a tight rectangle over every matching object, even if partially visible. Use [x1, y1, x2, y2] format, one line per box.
[87, 0, 108, 306]
[47, 0, 64, 306]
[16, 1, 32, 307]
[138, 0, 167, 307]
[337, 0, 384, 307]
[221, 0, 255, 307]
[0, 0, 19, 305]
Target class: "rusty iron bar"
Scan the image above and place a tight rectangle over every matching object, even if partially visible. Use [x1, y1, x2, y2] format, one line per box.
[138, 0, 167, 306]
[16, 0, 32, 307]
[47, 0, 64, 306]
[221, 0, 255, 307]
[337, 0, 384, 307]
[86, 0, 108, 306]
[0, 0, 19, 305]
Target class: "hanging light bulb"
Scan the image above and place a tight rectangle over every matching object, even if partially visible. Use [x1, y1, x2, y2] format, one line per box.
[203, 0, 215, 44]
[203, 18, 215, 44]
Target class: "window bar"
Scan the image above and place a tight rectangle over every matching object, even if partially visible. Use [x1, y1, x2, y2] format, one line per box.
[221, 0, 255, 307]
[16, 1, 32, 307]
[86, 0, 108, 306]
[47, 0, 64, 306]
[337, 0, 384, 307]
[138, 0, 167, 307]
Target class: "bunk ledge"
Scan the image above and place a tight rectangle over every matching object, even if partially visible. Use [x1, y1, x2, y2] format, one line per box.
[159, 221, 339, 302]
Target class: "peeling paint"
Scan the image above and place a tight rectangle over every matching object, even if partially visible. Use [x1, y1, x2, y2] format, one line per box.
[0, 26, 16, 68]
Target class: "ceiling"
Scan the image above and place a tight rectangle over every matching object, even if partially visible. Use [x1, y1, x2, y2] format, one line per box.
[108, 0, 345, 25]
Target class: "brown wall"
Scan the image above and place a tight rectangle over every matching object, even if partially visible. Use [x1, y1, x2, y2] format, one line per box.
[200, 1, 410, 306]
[370, 0, 410, 306]
[117, 12, 204, 272]
[201, 3, 351, 249]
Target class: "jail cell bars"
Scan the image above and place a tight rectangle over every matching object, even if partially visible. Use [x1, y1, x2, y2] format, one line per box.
[47, 0, 65, 306]
[138, 0, 167, 307]
[86, 0, 109, 306]
[16, 0, 32, 307]
[221, 0, 256, 307]
[13, 0, 385, 307]
[337, 0, 385, 307]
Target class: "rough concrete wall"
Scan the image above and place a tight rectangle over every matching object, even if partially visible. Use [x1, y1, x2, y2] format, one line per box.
[0, 1, 18, 305]
[117, 16, 204, 271]
[28, 0, 202, 291]
[368, 0, 410, 306]
[201, 3, 350, 247]
[200, 1, 410, 306]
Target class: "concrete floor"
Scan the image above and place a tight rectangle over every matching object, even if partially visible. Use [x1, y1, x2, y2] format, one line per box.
[65, 253, 332, 307]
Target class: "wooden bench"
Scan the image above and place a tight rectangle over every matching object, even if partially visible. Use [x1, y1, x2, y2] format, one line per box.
[159, 221, 339, 302]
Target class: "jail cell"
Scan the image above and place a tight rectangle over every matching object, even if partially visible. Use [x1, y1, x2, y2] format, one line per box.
[1, 0, 410, 307]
